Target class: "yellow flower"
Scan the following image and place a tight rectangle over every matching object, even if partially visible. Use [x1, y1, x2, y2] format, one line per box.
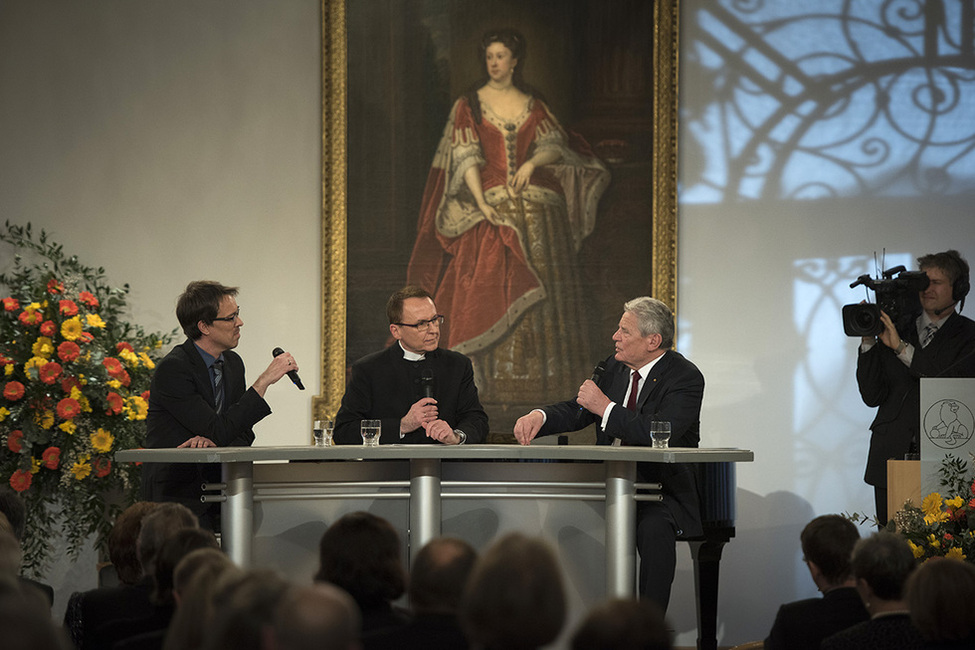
[86, 313, 106, 329]
[30, 457, 41, 474]
[124, 396, 148, 421]
[908, 540, 925, 559]
[922, 493, 949, 525]
[927, 533, 942, 549]
[119, 349, 139, 365]
[0, 407, 9, 422]
[4, 364, 12, 376]
[139, 352, 155, 369]
[90, 428, 114, 453]
[106, 379, 122, 389]
[70, 386, 84, 400]
[946, 496, 964, 509]
[61, 316, 84, 341]
[24, 356, 47, 379]
[35, 410, 55, 430]
[59, 421, 76, 434]
[70, 458, 92, 480]
[946, 547, 967, 561]
[32, 336, 54, 359]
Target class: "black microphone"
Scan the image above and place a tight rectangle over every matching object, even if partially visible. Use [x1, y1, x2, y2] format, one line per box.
[272, 347, 305, 390]
[420, 370, 434, 399]
[934, 302, 957, 317]
[580, 361, 607, 410]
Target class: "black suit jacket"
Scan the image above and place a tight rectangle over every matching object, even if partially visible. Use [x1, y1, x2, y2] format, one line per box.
[537, 351, 705, 538]
[141, 339, 271, 511]
[765, 586, 869, 650]
[857, 311, 975, 486]
[333, 345, 488, 445]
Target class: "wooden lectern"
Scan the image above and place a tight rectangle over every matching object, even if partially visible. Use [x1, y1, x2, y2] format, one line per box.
[887, 459, 922, 517]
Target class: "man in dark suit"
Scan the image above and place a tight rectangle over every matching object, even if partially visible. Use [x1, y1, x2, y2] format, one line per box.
[765, 514, 869, 650]
[333, 286, 488, 445]
[513, 296, 704, 612]
[857, 250, 975, 523]
[142, 281, 296, 527]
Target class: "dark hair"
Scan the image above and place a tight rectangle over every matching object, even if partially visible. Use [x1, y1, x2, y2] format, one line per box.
[204, 569, 290, 650]
[460, 533, 566, 650]
[800, 515, 860, 584]
[108, 501, 160, 585]
[906, 558, 975, 642]
[0, 487, 26, 541]
[464, 28, 544, 124]
[851, 532, 916, 601]
[137, 502, 199, 575]
[386, 286, 434, 325]
[409, 537, 478, 614]
[571, 598, 672, 650]
[176, 280, 239, 340]
[917, 249, 970, 287]
[314, 512, 406, 606]
[152, 528, 220, 605]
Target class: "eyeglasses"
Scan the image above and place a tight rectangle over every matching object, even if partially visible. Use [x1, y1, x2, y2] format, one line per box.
[394, 315, 444, 332]
[212, 308, 240, 323]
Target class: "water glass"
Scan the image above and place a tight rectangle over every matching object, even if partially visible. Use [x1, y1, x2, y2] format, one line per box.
[650, 421, 671, 449]
[361, 420, 381, 447]
[313, 419, 334, 447]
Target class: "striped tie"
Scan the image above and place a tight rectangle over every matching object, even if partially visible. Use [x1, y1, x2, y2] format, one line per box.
[213, 359, 225, 413]
[921, 323, 937, 348]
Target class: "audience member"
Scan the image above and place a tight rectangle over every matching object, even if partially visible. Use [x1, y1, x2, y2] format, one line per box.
[203, 568, 290, 650]
[905, 557, 975, 648]
[314, 511, 410, 635]
[765, 514, 868, 650]
[821, 531, 924, 650]
[163, 548, 239, 650]
[570, 598, 672, 650]
[0, 486, 55, 604]
[364, 536, 477, 649]
[63, 501, 161, 649]
[0, 578, 71, 650]
[460, 532, 566, 650]
[266, 582, 362, 650]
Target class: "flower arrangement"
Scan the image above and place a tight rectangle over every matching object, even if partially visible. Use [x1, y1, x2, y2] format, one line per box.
[892, 453, 975, 563]
[0, 222, 172, 574]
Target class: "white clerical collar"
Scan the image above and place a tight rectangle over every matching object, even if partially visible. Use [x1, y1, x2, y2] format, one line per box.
[399, 341, 425, 362]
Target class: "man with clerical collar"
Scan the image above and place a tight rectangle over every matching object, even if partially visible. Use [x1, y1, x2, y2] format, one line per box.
[142, 280, 296, 529]
[333, 286, 488, 445]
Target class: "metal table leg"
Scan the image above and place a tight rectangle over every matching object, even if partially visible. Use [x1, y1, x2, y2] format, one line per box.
[222, 461, 254, 567]
[409, 457, 442, 565]
[605, 459, 637, 597]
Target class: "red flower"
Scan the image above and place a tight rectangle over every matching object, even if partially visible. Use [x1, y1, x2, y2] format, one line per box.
[7, 429, 23, 453]
[57, 341, 82, 363]
[42, 446, 60, 470]
[18, 309, 43, 326]
[2, 297, 19, 312]
[118, 369, 131, 387]
[39, 362, 63, 385]
[0, 354, 12, 367]
[78, 291, 99, 309]
[103, 357, 123, 376]
[61, 375, 82, 395]
[141, 390, 150, 401]
[116, 342, 135, 354]
[78, 332, 95, 344]
[59, 299, 79, 317]
[3, 381, 25, 401]
[93, 457, 111, 478]
[106, 391, 124, 415]
[40, 320, 57, 336]
[56, 397, 81, 419]
[47, 279, 64, 294]
[9, 469, 31, 493]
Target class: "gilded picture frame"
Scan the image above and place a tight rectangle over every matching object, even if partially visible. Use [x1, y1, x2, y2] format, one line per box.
[314, 0, 679, 419]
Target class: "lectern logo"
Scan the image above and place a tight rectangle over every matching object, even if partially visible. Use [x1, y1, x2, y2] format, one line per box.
[923, 400, 975, 450]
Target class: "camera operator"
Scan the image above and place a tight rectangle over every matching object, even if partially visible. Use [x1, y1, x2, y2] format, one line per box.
[856, 250, 975, 524]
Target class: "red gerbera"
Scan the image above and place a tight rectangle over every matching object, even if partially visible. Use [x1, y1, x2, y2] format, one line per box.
[56, 397, 81, 419]
[39, 361, 63, 385]
[61, 375, 82, 395]
[116, 341, 135, 354]
[78, 291, 99, 309]
[57, 341, 82, 363]
[7, 429, 23, 453]
[3, 381, 25, 401]
[42, 446, 60, 470]
[9, 469, 31, 493]
[103, 357, 123, 377]
[18, 309, 43, 326]
[47, 279, 64, 294]
[106, 391, 124, 415]
[2, 297, 19, 312]
[59, 299, 79, 317]
[93, 457, 111, 478]
[40, 320, 57, 337]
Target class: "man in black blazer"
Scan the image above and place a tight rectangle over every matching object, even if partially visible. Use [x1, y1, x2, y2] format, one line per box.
[857, 250, 975, 523]
[513, 296, 704, 612]
[142, 281, 297, 528]
[334, 286, 488, 445]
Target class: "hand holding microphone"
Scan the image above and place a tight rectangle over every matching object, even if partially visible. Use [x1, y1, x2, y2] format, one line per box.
[272, 347, 304, 390]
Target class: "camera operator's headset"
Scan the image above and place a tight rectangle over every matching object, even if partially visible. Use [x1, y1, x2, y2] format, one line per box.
[947, 250, 970, 312]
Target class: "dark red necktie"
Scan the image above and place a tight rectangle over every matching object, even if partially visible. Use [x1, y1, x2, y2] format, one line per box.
[626, 370, 640, 411]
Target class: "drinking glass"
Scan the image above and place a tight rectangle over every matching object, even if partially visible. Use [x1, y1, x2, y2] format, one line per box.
[313, 419, 334, 447]
[650, 421, 671, 449]
[360, 420, 381, 447]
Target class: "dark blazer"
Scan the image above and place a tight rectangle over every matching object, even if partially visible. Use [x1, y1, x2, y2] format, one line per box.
[821, 613, 925, 650]
[538, 351, 705, 538]
[764, 586, 869, 650]
[63, 579, 153, 650]
[141, 339, 271, 516]
[857, 312, 975, 486]
[333, 345, 488, 445]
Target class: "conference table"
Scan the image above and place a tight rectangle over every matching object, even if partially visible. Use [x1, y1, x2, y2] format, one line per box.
[117, 444, 752, 649]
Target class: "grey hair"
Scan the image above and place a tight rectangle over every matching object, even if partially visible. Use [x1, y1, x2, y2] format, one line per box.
[623, 297, 674, 349]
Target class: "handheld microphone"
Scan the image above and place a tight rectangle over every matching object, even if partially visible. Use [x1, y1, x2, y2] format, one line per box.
[420, 370, 435, 399]
[579, 361, 607, 410]
[272, 347, 305, 390]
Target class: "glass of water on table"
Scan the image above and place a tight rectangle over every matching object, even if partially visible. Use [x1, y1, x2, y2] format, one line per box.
[313, 419, 334, 447]
[360, 420, 381, 447]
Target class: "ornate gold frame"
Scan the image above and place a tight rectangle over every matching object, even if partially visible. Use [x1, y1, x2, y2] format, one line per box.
[314, 0, 680, 415]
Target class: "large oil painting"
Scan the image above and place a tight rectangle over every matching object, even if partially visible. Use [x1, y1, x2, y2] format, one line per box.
[317, 0, 679, 434]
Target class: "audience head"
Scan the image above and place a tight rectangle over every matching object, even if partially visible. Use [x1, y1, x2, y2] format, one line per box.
[906, 557, 975, 643]
[109, 501, 160, 585]
[176, 280, 240, 340]
[800, 514, 860, 587]
[460, 532, 566, 650]
[409, 536, 477, 615]
[152, 527, 220, 605]
[314, 511, 405, 608]
[267, 583, 361, 650]
[0, 525, 22, 580]
[571, 598, 672, 650]
[0, 487, 26, 541]
[204, 568, 290, 650]
[137, 502, 199, 578]
[851, 531, 915, 602]
[0, 579, 70, 650]
[163, 548, 239, 650]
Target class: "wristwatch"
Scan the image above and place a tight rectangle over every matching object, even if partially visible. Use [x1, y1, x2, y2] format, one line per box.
[453, 429, 467, 445]
[895, 340, 906, 354]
